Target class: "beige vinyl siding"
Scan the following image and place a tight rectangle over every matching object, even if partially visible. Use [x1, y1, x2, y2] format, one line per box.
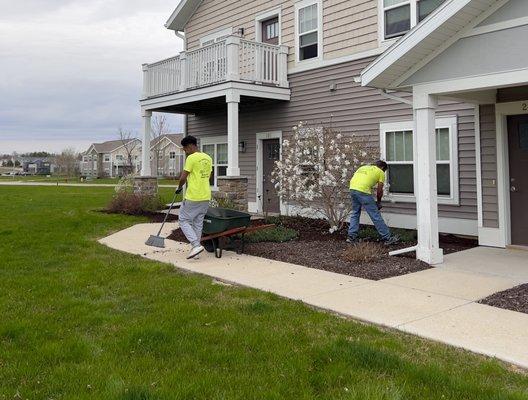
[184, 0, 379, 68]
[479, 104, 499, 228]
[188, 57, 478, 222]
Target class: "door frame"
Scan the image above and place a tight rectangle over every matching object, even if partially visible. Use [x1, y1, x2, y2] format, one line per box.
[495, 100, 528, 247]
[256, 131, 284, 214]
[255, 8, 282, 44]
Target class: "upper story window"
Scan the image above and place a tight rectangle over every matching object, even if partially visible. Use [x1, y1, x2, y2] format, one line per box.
[104, 155, 110, 162]
[169, 151, 176, 159]
[382, 0, 446, 40]
[296, 0, 321, 62]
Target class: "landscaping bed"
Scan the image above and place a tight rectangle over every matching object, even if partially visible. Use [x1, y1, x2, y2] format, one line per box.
[169, 215, 478, 281]
[479, 284, 528, 315]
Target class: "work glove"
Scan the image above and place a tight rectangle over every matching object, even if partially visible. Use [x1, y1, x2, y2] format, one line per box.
[175, 187, 183, 195]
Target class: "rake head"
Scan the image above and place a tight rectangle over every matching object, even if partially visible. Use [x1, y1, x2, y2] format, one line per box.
[145, 235, 165, 248]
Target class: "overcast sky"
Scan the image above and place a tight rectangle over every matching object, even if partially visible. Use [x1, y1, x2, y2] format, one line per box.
[0, 0, 184, 154]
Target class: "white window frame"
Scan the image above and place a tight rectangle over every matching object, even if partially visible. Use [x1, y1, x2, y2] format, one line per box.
[378, 0, 445, 44]
[294, 0, 323, 64]
[200, 27, 233, 47]
[200, 136, 228, 190]
[169, 151, 176, 160]
[379, 116, 459, 205]
[255, 7, 282, 44]
[103, 154, 110, 162]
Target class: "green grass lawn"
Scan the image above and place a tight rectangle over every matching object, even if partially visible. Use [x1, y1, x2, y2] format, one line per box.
[0, 175, 179, 186]
[0, 186, 527, 399]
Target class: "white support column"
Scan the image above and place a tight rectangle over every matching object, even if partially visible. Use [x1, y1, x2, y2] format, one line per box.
[141, 110, 152, 177]
[413, 89, 443, 265]
[142, 64, 149, 99]
[225, 36, 241, 82]
[226, 90, 240, 177]
[179, 51, 187, 91]
[278, 45, 289, 88]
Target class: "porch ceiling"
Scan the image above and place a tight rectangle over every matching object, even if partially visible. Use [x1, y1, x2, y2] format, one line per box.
[361, 0, 504, 90]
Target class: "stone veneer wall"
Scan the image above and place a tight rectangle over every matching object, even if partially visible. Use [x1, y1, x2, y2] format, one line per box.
[216, 177, 248, 211]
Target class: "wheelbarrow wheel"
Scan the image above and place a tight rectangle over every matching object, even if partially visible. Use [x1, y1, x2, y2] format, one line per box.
[203, 238, 218, 253]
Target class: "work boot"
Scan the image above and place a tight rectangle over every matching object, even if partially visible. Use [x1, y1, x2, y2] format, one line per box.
[383, 235, 400, 246]
[187, 245, 205, 259]
[346, 236, 359, 244]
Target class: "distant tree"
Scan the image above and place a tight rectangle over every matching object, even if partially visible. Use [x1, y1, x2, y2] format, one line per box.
[117, 128, 139, 175]
[6, 160, 13, 167]
[151, 115, 170, 177]
[54, 148, 79, 176]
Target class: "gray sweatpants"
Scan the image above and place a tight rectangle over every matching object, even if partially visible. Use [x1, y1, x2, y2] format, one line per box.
[179, 200, 210, 248]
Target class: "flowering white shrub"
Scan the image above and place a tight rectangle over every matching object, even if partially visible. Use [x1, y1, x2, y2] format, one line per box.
[271, 122, 377, 232]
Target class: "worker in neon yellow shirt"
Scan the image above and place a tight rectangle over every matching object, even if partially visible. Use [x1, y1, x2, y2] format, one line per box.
[176, 135, 213, 259]
[348, 160, 399, 245]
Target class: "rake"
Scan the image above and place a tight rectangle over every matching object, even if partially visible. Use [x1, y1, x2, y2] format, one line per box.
[145, 188, 182, 248]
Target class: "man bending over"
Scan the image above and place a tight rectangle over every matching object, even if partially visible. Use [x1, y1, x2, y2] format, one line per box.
[347, 160, 399, 245]
[176, 135, 213, 259]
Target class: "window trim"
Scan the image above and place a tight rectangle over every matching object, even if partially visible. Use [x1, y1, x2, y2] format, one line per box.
[294, 0, 323, 64]
[200, 136, 228, 190]
[255, 7, 282, 45]
[379, 116, 459, 205]
[378, 0, 444, 44]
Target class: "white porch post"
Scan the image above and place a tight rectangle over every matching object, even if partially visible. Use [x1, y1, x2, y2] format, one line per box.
[179, 51, 187, 91]
[225, 36, 241, 81]
[142, 64, 149, 99]
[226, 90, 240, 176]
[141, 110, 152, 177]
[413, 90, 443, 265]
[278, 45, 289, 88]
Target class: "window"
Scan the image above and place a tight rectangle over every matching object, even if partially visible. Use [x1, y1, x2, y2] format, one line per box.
[115, 155, 124, 162]
[380, 117, 458, 204]
[200, 137, 228, 188]
[381, 0, 446, 40]
[104, 155, 110, 162]
[265, 19, 279, 42]
[296, 0, 321, 62]
[169, 151, 176, 159]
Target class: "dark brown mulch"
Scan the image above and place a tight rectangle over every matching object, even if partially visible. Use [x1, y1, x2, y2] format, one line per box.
[244, 240, 431, 280]
[479, 284, 528, 315]
[167, 215, 478, 281]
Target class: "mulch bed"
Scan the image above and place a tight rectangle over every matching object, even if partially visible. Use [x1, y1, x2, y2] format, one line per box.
[479, 284, 528, 315]
[166, 215, 478, 281]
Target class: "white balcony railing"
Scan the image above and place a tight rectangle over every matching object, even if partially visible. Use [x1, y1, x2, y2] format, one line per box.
[142, 36, 288, 99]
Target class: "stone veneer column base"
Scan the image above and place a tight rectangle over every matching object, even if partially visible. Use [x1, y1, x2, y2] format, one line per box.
[216, 176, 248, 211]
[133, 176, 158, 196]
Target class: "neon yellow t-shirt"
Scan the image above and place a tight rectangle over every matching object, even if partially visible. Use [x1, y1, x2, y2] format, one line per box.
[349, 165, 385, 194]
[184, 152, 213, 201]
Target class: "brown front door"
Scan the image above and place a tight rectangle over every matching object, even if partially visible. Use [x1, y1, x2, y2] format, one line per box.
[261, 17, 279, 45]
[508, 115, 528, 246]
[262, 139, 281, 213]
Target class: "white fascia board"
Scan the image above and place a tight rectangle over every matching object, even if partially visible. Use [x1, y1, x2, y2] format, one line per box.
[361, 0, 477, 89]
[165, 0, 203, 31]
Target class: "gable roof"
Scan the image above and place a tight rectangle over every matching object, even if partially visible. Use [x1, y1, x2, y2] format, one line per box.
[165, 0, 203, 31]
[151, 134, 184, 149]
[361, 0, 504, 90]
[85, 139, 139, 155]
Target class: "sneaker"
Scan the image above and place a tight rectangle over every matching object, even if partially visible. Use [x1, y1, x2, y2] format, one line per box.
[187, 245, 205, 259]
[383, 235, 400, 246]
[346, 236, 359, 244]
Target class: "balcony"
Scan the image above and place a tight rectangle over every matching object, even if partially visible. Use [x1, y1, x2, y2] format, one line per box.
[139, 36, 290, 178]
[141, 36, 289, 101]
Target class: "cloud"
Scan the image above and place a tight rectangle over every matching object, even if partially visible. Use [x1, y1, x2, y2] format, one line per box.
[0, 0, 184, 154]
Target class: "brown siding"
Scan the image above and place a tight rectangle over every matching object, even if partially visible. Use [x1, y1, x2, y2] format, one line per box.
[188, 57, 478, 221]
[184, 0, 379, 67]
[479, 104, 499, 228]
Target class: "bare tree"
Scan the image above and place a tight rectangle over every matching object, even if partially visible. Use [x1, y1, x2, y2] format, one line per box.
[54, 148, 79, 176]
[118, 128, 139, 175]
[151, 115, 170, 177]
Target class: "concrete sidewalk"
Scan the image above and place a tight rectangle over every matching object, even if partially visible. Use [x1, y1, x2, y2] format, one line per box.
[99, 222, 528, 369]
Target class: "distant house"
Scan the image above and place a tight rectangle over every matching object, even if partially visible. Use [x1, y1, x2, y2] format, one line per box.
[22, 158, 55, 175]
[150, 134, 185, 177]
[80, 139, 141, 178]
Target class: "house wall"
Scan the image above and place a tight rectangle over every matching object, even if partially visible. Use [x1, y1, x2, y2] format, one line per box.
[184, 0, 379, 68]
[477, 0, 528, 26]
[479, 104, 499, 229]
[188, 57, 479, 224]
[151, 142, 185, 177]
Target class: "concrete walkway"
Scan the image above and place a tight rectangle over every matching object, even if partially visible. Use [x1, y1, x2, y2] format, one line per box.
[99, 223, 528, 369]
